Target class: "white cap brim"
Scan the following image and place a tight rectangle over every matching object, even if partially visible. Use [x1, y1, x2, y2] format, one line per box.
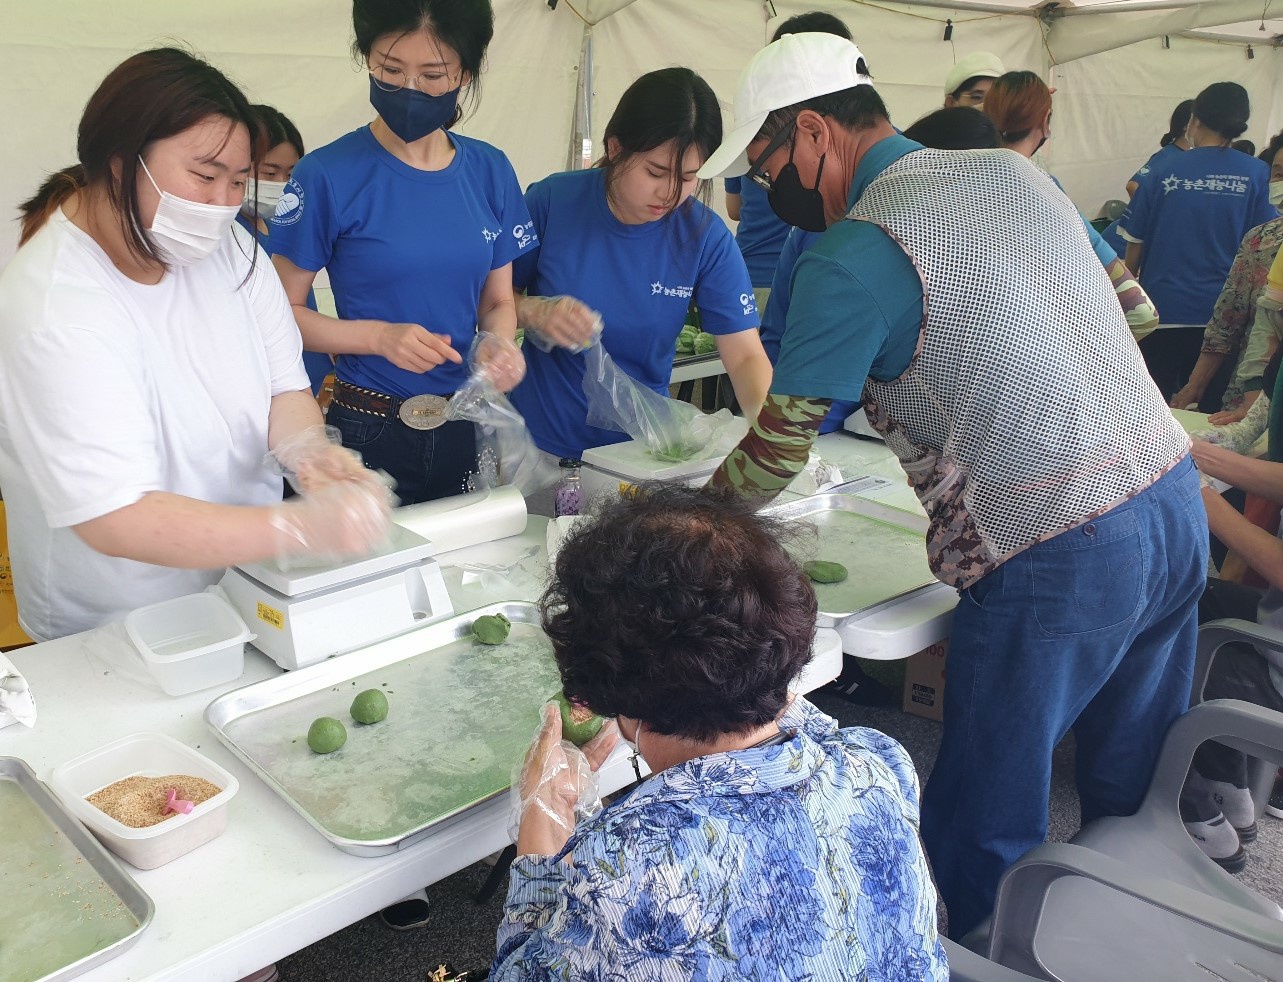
[698, 112, 768, 179]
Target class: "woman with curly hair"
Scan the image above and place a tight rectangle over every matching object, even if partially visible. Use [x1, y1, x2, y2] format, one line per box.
[493, 485, 947, 980]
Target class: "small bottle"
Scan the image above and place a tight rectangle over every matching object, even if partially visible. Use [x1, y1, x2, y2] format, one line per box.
[554, 458, 583, 517]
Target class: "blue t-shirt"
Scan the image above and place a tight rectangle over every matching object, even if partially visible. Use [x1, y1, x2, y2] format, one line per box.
[724, 176, 791, 288]
[1121, 146, 1276, 326]
[267, 126, 536, 398]
[1131, 143, 1185, 189]
[510, 168, 758, 459]
[773, 136, 926, 405]
[235, 213, 330, 395]
[1100, 219, 1128, 260]
[761, 228, 857, 433]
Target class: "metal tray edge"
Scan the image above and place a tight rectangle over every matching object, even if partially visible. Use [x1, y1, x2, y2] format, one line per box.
[0, 756, 154, 982]
[205, 601, 540, 857]
[765, 492, 930, 535]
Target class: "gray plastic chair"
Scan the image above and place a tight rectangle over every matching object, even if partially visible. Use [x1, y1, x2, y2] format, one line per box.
[941, 938, 1041, 981]
[977, 700, 1283, 979]
[1194, 618, 1282, 818]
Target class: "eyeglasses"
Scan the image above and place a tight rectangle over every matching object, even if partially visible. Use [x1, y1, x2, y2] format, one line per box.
[745, 118, 798, 193]
[370, 62, 461, 96]
[957, 88, 988, 106]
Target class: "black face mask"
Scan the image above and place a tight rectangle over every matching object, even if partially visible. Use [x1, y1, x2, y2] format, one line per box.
[767, 139, 827, 233]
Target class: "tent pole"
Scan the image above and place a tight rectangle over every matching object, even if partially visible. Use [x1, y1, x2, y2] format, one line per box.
[567, 27, 594, 171]
[834, 0, 1035, 14]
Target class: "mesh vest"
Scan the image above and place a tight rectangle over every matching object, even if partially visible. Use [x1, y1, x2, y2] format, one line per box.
[852, 148, 1189, 589]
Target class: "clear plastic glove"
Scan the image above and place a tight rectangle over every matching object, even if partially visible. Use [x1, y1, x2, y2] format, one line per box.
[509, 703, 619, 855]
[471, 333, 526, 393]
[269, 425, 375, 495]
[269, 478, 393, 570]
[520, 295, 602, 353]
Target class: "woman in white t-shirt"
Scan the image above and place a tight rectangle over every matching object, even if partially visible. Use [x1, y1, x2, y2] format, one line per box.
[0, 48, 390, 642]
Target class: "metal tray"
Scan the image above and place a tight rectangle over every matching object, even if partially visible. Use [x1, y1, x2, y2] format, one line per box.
[0, 757, 153, 982]
[205, 602, 561, 857]
[765, 493, 938, 628]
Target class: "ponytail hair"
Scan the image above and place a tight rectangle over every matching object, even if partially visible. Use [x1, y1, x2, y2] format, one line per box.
[19, 166, 86, 246]
[1159, 99, 1194, 148]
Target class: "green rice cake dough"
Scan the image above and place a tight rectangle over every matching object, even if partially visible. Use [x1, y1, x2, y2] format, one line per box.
[473, 613, 512, 645]
[552, 691, 605, 747]
[307, 717, 347, 754]
[804, 560, 849, 584]
[351, 688, 389, 724]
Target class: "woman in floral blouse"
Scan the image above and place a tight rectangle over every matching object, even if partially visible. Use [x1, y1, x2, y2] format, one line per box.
[492, 485, 947, 981]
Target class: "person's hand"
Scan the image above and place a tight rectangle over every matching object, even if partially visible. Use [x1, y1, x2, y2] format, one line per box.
[521, 296, 600, 350]
[473, 334, 527, 393]
[1169, 385, 1202, 411]
[270, 425, 379, 495]
[1189, 439, 1239, 482]
[269, 478, 392, 567]
[1208, 407, 1248, 426]
[375, 322, 463, 373]
[512, 704, 618, 856]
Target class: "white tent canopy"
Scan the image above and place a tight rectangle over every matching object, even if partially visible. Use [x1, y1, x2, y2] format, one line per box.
[3, 0, 1283, 266]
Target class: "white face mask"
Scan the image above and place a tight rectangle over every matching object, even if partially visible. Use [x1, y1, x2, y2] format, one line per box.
[138, 156, 240, 266]
[243, 177, 287, 221]
[1270, 180, 1283, 208]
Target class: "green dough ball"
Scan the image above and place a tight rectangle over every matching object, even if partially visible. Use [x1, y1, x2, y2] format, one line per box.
[693, 332, 718, 355]
[473, 612, 512, 645]
[351, 688, 389, 725]
[804, 560, 849, 584]
[307, 717, 347, 754]
[552, 691, 604, 747]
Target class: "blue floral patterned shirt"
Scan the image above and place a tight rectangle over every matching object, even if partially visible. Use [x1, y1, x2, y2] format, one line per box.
[492, 697, 948, 981]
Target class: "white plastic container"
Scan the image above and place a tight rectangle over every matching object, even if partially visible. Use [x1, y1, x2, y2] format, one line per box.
[49, 732, 238, 869]
[125, 592, 252, 695]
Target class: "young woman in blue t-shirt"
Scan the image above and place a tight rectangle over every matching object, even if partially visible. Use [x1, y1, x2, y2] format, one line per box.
[270, 0, 534, 505]
[1121, 82, 1278, 400]
[510, 68, 771, 462]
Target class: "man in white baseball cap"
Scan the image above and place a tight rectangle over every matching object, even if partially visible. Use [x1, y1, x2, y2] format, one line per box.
[943, 51, 1006, 109]
[703, 31, 1205, 942]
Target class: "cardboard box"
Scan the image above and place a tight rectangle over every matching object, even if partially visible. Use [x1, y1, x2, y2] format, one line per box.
[902, 640, 948, 722]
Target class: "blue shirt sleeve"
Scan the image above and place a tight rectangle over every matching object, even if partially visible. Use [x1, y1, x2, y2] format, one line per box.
[760, 228, 809, 363]
[1082, 217, 1118, 266]
[1119, 176, 1155, 243]
[724, 176, 742, 195]
[692, 218, 759, 335]
[512, 179, 550, 292]
[267, 157, 337, 273]
[773, 224, 921, 403]
[490, 156, 537, 271]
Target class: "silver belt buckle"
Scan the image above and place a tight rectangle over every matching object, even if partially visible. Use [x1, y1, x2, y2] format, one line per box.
[398, 394, 449, 430]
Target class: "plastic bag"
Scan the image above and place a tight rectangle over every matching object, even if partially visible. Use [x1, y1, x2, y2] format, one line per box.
[447, 335, 558, 494]
[582, 340, 746, 462]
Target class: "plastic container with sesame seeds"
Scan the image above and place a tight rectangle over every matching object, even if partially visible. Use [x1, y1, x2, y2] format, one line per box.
[49, 732, 238, 869]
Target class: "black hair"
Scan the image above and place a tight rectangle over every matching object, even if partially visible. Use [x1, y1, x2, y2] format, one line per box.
[1192, 82, 1250, 141]
[1159, 99, 1194, 147]
[772, 11, 853, 42]
[1261, 130, 1283, 166]
[949, 75, 994, 101]
[540, 485, 818, 742]
[250, 104, 305, 159]
[903, 106, 999, 150]
[351, 0, 494, 128]
[19, 47, 260, 263]
[597, 67, 722, 212]
[1232, 139, 1257, 156]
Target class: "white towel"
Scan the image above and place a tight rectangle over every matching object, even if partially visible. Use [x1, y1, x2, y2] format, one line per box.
[0, 651, 35, 728]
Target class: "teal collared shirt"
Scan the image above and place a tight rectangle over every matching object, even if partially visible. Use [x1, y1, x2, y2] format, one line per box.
[771, 133, 925, 404]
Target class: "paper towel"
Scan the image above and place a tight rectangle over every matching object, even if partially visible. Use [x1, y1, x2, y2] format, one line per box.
[0, 651, 36, 728]
[393, 485, 528, 555]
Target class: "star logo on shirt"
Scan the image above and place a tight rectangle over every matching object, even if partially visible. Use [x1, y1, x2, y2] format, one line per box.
[1161, 174, 1182, 195]
[651, 281, 663, 295]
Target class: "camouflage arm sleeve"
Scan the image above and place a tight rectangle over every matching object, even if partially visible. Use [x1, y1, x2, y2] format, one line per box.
[707, 393, 830, 501]
[1104, 258, 1158, 342]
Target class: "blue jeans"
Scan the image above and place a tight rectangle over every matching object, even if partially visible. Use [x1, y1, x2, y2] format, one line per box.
[920, 454, 1207, 939]
[326, 401, 476, 506]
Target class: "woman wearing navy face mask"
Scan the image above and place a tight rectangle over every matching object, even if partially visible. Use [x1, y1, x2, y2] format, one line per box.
[270, 0, 534, 505]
